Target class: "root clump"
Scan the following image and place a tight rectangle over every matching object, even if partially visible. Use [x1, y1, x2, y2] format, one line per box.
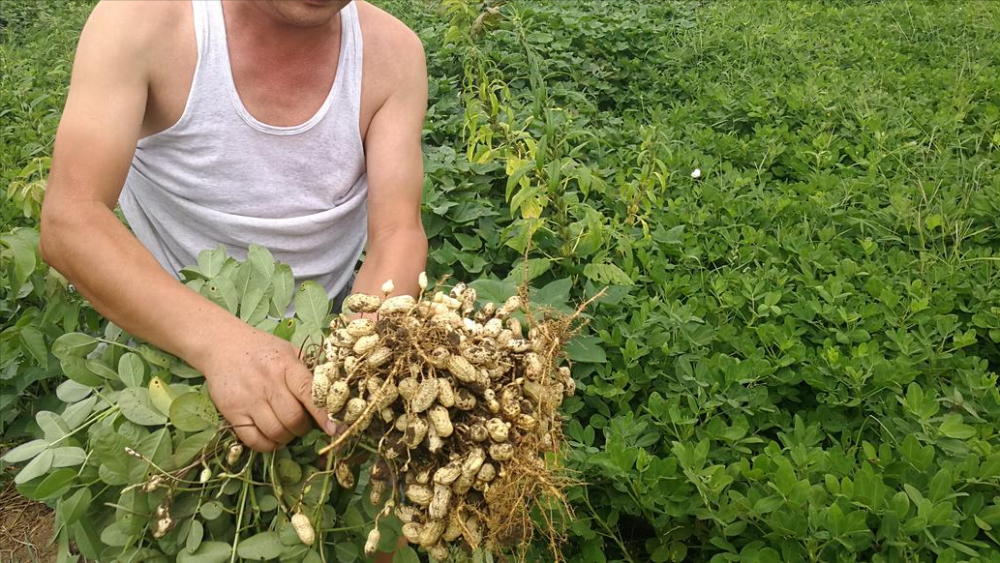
[312, 277, 579, 558]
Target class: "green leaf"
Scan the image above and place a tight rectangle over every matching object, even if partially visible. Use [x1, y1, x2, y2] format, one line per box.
[241, 285, 270, 325]
[180, 266, 208, 281]
[186, 519, 205, 553]
[237, 531, 284, 560]
[291, 320, 323, 351]
[170, 361, 203, 379]
[271, 264, 295, 315]
[753, 495, 785, 514]
[276, 459, 303, 485]
[1, 439, 49, 463]
[890, 491, 910, 519]
[583, 262, 634, 286]
[295, 281, 330, 327]
[99, 521, 132, 547]
[198, 247, 226, 278]
[130, 428, 173, 481]
[118, 352, 147, 387]
[247, 244, 276, 279]
[468, 278, 517, 305]
[454, 232, 483, 251]
[235, 259, 268, 321]
[30, 468, 76, 499]
[56, 380, 94, 403]
[51, 332, 98, 360]
[14, 448, 54, 484]
[334, 542, 360, 563]
[256, 494, 278, 512]
[169, 392, 220, 432]
[1, 228, 37, 291]
[137, 344, 174, 369]
[174, 429, 218, 467]
[506, 258, 553, 283]
[37, 411, 70, 440]
[50, 446, 86, 467]
[200, 501, 224, 520]
[939, 415, 975, 439]
[57, 488, 92, 526]
[62, 395, 98, 429]
[71, 520, 103, 560]
[392, 547, 421, 563]
[204, 276, 239, 315]
[565, 335, 607, 363]
[20, 326, 49, 368]
[149, 376, 176, 415]
[928, 468, 952, 502]
[532, 278, 573, 310]
[85, 358, 118, 380]
[177, 541, 233, 563]
[118, 388, 168, 426]
[273, 318, 297, 341]
[61, 356, 103, 386]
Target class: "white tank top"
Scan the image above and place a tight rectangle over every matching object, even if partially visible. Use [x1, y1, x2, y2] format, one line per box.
[120, 0, 367, 302]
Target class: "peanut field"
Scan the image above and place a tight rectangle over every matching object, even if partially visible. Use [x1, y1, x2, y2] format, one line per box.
[2, 1, 1000, 562]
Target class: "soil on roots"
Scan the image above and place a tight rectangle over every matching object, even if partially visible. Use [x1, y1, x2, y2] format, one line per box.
[0, 481, 56, 563]
[478, 435, 577, 561]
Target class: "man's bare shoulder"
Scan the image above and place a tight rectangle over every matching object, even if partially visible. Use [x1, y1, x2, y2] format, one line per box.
[84, 0, 190, 58]
[356, 1, 426, 74]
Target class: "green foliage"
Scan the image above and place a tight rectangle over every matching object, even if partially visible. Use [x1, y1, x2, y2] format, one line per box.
[2, 0, 1000, 561]
[1, 248, 400, 562]
[0, 226, 96, 436]
[1, 0, 96, 438]
[393, 0, 1000, 560]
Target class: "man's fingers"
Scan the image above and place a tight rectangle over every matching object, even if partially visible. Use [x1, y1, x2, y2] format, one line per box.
[271, 391, 312, 437]
[254, 408, 295, 445]
[286, 362, 337, 435]
[231, 418, 279, 453]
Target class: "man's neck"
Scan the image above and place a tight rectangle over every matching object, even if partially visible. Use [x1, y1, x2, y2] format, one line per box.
[224, 0, 344, 49]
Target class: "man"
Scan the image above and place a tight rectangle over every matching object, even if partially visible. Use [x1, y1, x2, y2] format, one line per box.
[39, 0, 429, 454]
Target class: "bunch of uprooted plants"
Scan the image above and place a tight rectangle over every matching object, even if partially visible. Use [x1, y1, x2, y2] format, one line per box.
[300, 274, 593, 561]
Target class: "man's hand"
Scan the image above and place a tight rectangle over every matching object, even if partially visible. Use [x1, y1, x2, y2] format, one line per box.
[196, 325, 336, 452]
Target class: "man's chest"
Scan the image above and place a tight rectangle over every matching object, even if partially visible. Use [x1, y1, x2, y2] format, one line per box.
[142, 5, 383, 142]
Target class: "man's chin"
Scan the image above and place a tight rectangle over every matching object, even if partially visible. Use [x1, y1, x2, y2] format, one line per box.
[265, 0, 350, 28]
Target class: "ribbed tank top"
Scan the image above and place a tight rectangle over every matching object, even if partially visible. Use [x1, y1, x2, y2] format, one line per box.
[120, 0, 367, 303]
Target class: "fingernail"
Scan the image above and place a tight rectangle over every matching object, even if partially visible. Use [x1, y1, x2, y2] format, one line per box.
[326, 420, 337, 435]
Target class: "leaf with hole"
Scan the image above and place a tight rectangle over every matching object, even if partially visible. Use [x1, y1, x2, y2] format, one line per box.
[149, 376, 176, 416]
[295, 281, 330, 327]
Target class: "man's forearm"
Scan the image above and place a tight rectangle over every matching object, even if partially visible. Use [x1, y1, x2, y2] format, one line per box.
[350, 227, 429, 299]
[40, 200, 248, 369]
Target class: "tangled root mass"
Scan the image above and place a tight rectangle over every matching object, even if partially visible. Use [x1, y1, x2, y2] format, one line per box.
[311, 279, 578, 559]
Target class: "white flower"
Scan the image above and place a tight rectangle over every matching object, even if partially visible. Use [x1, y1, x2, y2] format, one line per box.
[691, 168, 702, 179]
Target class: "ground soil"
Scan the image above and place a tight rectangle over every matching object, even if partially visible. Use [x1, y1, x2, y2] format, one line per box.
[0, 481, 56, 563]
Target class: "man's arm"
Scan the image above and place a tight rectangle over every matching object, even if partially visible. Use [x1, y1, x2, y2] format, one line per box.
[351, 29, 429, 299]
[40, 1, 332, 452]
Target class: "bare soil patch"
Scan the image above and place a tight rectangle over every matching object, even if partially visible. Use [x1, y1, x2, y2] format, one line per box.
[0, 481, 56, 563]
